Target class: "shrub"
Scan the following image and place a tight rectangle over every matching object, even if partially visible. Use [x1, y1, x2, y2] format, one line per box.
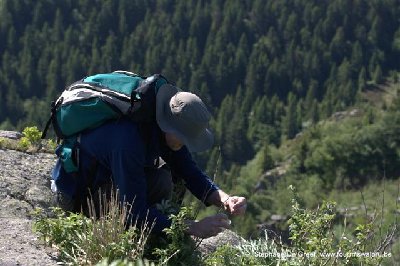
[205, 186, 394, 266]
[205, 233, 304, 266]
[33, 186, 395, 265]
[22, 126, 41, 144]
[32, 195, 201, 265]
[33, 191, 154, 265]
[18, 126, 42, 150]
[288, 185, 386, 265]
[151, 205, 203, 266]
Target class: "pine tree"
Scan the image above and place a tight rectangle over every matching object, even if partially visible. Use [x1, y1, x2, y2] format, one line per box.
[310, 99, 319, 124]
[101, 34, 119, 72]
[358, 67, 367, 92]
[373, 65, 383, 84]
[89, 38, 101, 74]
[329, 27, 346, 63]
[282, 92, 298, 139]
[350, 41, 363, 71]
[46, 53, 62, 101]
[260, 141, 274, 172]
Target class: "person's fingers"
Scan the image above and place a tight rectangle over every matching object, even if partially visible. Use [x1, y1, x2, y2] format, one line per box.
[231, 196, 240, 203]
[227, 196, 247, 215]
[233, 196, 246, 205]
[232, 199, 246, 208]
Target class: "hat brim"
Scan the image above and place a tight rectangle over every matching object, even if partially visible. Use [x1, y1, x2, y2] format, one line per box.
[156, 84, 214, 152]
[178, 127, 214, 153]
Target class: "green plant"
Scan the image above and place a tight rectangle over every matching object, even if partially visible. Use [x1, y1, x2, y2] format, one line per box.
[151, 205, 202, 266]
[288, 185, 336, 254]
[18, 126, 42, 150]
[46, 138, 58, 150]
[18, 137, 31, 149]
[32, 207, 93, 262]
[205, 186, 395, 266]
[205, 233, 305, 266]
[0, 137, 6, 147]
[32, 191, 154, 265]
[205, 243, 259, 266]
[288, 185, 384, 265]
[22, 126, 42, 143]
[33, 192, 201, 265]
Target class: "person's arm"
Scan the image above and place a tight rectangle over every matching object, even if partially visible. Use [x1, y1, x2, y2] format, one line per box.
[163, 145, 247, 214]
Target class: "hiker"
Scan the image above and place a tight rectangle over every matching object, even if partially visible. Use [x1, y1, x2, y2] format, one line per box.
[51, 81, 247, 238]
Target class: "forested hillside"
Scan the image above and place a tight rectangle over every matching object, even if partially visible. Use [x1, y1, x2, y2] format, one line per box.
[1, 0, 400, 252]
[1, 0, 399, 167]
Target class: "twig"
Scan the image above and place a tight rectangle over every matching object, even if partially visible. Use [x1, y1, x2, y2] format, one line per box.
[376, 223, 397, 253]
[396, 180, 399, 230]
[380, 161, 386, 239]
[193, 146, 221, 251]
[195, 145, 222, 219]
[212, 146, 222, 182]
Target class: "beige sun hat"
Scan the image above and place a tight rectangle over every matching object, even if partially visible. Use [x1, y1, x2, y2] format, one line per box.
[156, 84, 214, 152]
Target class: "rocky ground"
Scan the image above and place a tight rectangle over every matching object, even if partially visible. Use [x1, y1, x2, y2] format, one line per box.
[0, 148, 59, 265]
[0, 132, 242, 265]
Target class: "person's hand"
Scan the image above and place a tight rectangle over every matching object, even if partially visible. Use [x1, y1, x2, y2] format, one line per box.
[186, 213, 231, 238]
[223, 196, 247, 215]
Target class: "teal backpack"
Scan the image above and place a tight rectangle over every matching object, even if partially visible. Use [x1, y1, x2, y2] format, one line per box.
[43, 70, 169, 173]
[43, 70, 168, 139]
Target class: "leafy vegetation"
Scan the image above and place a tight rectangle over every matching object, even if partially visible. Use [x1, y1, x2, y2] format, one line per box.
[33, 187, 395, 265]
[18, 126, 42, 149]
[33, 191, 154, 265]
[0, 125, 56, 152]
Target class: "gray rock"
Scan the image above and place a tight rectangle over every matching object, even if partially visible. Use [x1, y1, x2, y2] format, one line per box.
[0, 149, 58, 265]
[25, 184, 56, 210]
[270, 214, 287, 222]
[195, 229, 245, 256]
[0, 130, 22, 140]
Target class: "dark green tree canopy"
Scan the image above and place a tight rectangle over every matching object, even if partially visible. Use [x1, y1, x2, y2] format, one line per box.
[0, 0, 399, 168]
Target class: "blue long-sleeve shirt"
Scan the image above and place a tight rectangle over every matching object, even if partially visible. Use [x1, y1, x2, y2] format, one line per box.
[52, 119, 219, 233]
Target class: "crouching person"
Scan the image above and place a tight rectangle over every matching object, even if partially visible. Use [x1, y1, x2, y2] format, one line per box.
[51, 84, 247, 238]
